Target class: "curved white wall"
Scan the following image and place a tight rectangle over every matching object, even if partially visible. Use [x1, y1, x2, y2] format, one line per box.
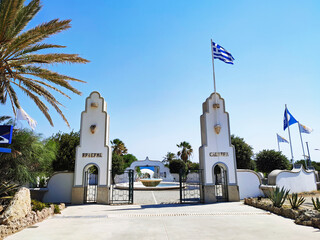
[274, 168, 317, 193]
[237, 170, 263, 199]
[128, 157, 174, 181]
[43, 172, 74, 203]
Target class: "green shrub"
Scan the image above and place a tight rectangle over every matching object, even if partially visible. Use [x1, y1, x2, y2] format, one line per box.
[288, 193, 305, 209]
[267, 187, 289, 208]
[54, 204, 61, 214]
[31, 199, 47, 212]
[256, 150, 290, 174]
[169, 160, 187, 174]
[312, 197, 320, 211]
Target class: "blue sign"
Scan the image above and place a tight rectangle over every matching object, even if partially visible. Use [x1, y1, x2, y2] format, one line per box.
[0, 125, 13, 144]
[0, 147, 11, 153]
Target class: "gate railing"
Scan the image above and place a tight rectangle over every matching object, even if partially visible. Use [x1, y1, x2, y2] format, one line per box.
[110, 169, 134, 204]
[179, 169, 203, 204]
[84, 172, 98, 203]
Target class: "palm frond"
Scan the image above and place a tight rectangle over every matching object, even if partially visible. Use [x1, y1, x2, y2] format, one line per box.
[14, 73, 62, 105]
[31, 79, 71, 99]
[11, 81, 53, 126]
[0, 115, 12, 123]
[0, 0, 22, 42]
[13, 53, 89, 64]
[13, 65, 86, 83]
[13, 44, 66, 58]
[0, 0, 88, 127]
[3, 19, 71, 59]
[5, 0, 41, 40]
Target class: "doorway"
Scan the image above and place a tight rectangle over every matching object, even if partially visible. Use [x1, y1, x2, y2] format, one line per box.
[84, 165, 98, 203]
[213, 164, 228, 202]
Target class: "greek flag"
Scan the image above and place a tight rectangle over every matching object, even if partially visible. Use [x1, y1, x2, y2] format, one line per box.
[299, 123, 313, 134]
[211, 41, 234, 64]
[277, 134, 289, 143]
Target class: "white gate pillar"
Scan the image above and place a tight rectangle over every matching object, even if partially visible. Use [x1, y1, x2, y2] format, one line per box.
[199, 92, 240, 203]
[72, 91, 111, 204]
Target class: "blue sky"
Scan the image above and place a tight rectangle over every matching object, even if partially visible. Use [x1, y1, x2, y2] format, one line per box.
[2, 0, 320, 162]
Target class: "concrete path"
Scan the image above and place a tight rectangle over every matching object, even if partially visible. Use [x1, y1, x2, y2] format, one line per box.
[6, 202, 319, 240]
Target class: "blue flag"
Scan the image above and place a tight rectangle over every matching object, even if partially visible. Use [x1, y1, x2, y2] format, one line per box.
[283, 107, 298, 131]
[211, 41, 234, 64]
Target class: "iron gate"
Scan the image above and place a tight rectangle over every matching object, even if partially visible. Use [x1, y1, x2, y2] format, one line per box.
[110, 169, 134, 204]
[180, 169, 203, 204]
[84, 172, 98, 203]
[214, 166, 228, 202]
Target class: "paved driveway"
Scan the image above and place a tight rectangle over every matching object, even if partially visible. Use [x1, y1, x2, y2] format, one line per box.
[6, 202, 319, 240]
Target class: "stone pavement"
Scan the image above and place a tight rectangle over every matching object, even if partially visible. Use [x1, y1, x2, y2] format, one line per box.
[6, 202, 319, 240]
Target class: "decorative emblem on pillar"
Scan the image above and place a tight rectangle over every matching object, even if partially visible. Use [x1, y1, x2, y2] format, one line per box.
[90, 124, 97, 134]
[213, 103, 220, 109]
[214, 124, 221, 134]
[91, 102, 98, 108]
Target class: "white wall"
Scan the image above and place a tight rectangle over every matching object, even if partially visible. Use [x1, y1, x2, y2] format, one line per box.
[237, 170, 264, 199]
[270, 167, 317, 193]
[128, 157, 174, 181]
[43, 172, 74, 203]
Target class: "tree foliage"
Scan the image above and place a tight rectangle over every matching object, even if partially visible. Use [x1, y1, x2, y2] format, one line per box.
[255, 149, 290, 174]
[169, 159, 187, 174]
[111, 154, 125, 179]
[162, 152, 176, 165]
[111, 138, 127, 156]
[0, 129, 56, 184]
[111, 139, 137, 175]
[50, 131, 80, 172]
[177, 141, 193, 163]
[0, 0, 89, 126]
[231, 135, 254, 169]
[295, 159, 320, 171]
[123, 154, 137, 169]
[188, 162, 200, 172]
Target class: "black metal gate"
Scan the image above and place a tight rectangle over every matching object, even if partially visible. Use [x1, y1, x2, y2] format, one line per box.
[180, 169, 203, 204]
[110, 169, 134, 204]
[214, 167, 228, 202]
[84, 172, 98, 203]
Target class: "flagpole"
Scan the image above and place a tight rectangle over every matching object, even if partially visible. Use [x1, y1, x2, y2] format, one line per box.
[211, 39, 216, 93]
[298, 122, 307, 167]
[285, 104, 294, 163]
[277, 134, 280, 151]
[306, 142, 311, 168]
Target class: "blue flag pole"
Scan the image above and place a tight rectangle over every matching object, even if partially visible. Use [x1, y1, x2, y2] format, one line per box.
[285, 104, 294, 163]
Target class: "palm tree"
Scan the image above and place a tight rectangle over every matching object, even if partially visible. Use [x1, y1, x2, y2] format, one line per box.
[162, 152, 176, 164]
[177, 141, 193, 164]
[0, 0, 89, 127]
[110, 138, 128, 156]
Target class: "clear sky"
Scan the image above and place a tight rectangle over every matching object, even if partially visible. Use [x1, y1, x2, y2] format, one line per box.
[2, 0, 320, 162]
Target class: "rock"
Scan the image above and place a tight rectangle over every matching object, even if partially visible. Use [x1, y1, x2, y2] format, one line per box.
[282, 208, 294, 219]
[59, 203, 65, 210]
[312, 218, 320, 228]
[1, 188, 31, 225]
[273, 207, 281, 215]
